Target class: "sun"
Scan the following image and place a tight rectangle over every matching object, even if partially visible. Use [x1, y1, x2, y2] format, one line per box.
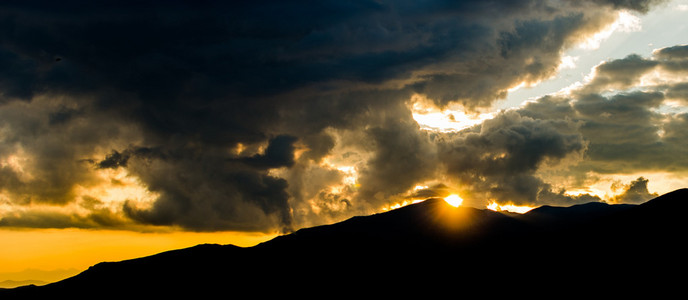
[444, 194, 463, 207]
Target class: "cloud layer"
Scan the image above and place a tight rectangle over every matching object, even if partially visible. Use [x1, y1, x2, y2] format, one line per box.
[0, 0, 678, 232]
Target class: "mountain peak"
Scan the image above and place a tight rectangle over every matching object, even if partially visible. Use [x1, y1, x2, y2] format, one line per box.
[2, 188, 687, 297]
[639, 188, 688, 209]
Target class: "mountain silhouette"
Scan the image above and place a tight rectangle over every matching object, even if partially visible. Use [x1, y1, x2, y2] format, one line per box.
[1, 188, 686, 297]
[0, 280, 47, 289]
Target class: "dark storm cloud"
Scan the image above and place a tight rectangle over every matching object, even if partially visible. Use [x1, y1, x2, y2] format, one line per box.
[240, 135, 299, 169]
[409, 13, 590, 108]
[580, 54, 660, 93]
[97, 147, 161, 170]
[0, 0, 664, 231]
[0, 96, 134, 205]
[106, 141, 297, 232]
[122, 168, 294, 232]
[437, 111, 589, 206]
[355, 100, 438, 205]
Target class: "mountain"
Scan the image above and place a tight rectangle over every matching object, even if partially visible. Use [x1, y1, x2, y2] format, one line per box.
[1, 189, 687, 297]
[0, 280, 47, 289]
[0, 268, 80, 289]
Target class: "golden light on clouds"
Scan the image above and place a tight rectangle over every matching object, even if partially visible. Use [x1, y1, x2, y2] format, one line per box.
[75, 168, 159, 211]
[335, 166, 359, 187]
[410, 94, 493, 132]
[319, 157, 361, 195]
[486, 201, 535, 214]
[578, 10, 641, 50]
[1, 0, 687, 289]
[381, 199, 424, 212]
[0, 147, 33, 182]
[574, 171, 686, 201]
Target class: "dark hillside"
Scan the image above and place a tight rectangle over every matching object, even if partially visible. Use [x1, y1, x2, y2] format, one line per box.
[2, 189, 686, 297]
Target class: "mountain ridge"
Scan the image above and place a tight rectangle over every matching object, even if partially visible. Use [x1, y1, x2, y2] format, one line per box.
[0, 280, 47, 289]
[2, 188, 687, 297]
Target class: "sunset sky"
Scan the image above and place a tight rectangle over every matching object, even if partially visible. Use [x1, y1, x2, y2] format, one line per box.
[1, 0, 687, 283]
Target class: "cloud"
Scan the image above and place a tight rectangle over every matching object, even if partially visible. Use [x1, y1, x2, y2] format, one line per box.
[512, 45, 688, 204]
[97, 147, 160, 170]
[665, 82, 688, 102]
[239, 135, 299, 169]
[654, 44, 688, 60]
[0, 0, 667, 231]
[437, 110, 589, 206]
[122, 169, 294, 232]
[609, 177, 658, 204]
[580, 54, 660, 93]
[0, 201, 132, 229]
[0, 95, 136, 205]
[354, 102, 439, 206]
[460, 44, 688, 207]
[591, 0, 664, 12]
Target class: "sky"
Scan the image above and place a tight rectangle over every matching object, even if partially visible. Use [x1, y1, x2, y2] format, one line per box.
[1, 0, 688, 283]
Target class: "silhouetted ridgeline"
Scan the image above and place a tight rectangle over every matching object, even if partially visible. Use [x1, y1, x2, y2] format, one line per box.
[2, 189, 687, 297]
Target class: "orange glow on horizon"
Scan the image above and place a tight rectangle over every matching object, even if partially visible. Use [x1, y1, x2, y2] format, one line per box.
[382, 199, 425, 211]
[486, 201, 534, 213]
[444, 194, 464, 207]
[0, 228, 277, 283]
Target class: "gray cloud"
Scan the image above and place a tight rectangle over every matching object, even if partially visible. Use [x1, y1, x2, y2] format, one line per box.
[355, 101, 439, 206]
[238, 135, 299, 169]
[591, 0, 665, 12]
[116, 144, 296, 232]
[443, 43, 688, 207]
[0, 95, 136, 205]
[654, 44, 688, 60]
[665, 82, 688, 102]
[0, 205, 131, 229]
[437, 111, 589, 206]
[580, 54, 660, 93]
[0, 0, 665, 231]
[507, 45, 688, 207]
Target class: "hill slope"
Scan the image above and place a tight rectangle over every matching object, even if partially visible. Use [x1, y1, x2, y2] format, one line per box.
[2, 189, 687, 297]
[0, 280, 47, 289]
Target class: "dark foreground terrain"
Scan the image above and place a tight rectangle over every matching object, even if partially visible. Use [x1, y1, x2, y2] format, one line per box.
[2, 189, 687, 297]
